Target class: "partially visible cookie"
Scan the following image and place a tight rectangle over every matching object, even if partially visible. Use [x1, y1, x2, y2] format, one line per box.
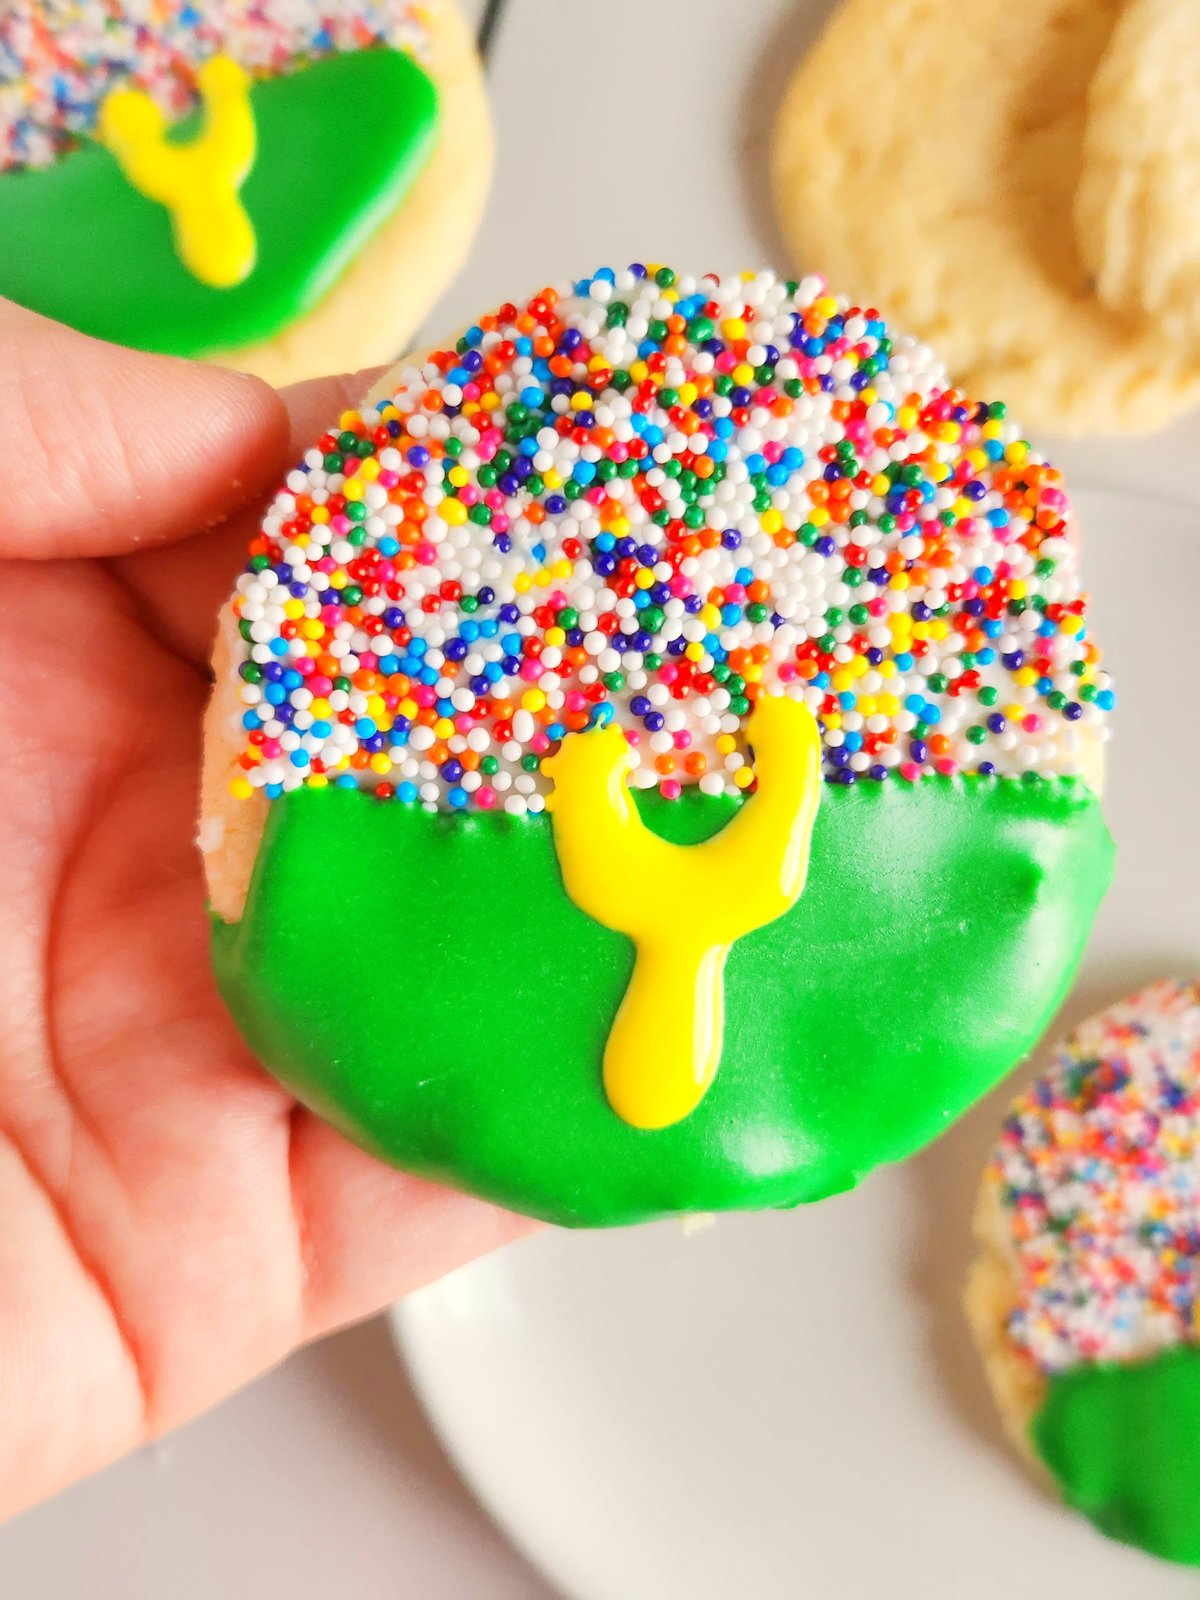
[1075, 0, 1200, 351]
[967, 980, 1200, 1566]
[772, 0, 1200, 436]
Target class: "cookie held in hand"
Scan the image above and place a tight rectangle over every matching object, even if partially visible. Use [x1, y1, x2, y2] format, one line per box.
[203, 265, 1115, 1226]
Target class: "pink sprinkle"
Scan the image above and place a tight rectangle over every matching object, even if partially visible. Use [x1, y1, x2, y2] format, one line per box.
[899, 760, 921, 782]
[476, 787, 497, 809]
[661, 779, 682, 800]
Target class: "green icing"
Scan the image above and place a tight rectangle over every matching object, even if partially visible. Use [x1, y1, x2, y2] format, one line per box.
[1032, 1345, 1200, 1566]
[210, 776, 1112, 1227]
[0, 49, 437, 357]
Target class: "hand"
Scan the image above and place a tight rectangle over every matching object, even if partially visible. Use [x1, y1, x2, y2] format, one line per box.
[0, 302, 532, 1517]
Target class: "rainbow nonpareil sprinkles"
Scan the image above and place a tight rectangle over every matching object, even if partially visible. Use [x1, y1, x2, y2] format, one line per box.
[996, 981, 1200, 1375]
[0, 1, 431, 172]
[227, 265, 1114, 814]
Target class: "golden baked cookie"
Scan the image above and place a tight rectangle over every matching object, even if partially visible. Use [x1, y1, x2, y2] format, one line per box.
[772, 0, 1200, 436]
[1075, 0, 1200, 351]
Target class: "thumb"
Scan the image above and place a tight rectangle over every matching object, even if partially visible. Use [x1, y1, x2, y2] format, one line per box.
[0, 300, 291, 559]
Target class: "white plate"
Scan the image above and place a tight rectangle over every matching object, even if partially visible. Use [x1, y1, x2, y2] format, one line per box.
[392, 489, 1200, 1600]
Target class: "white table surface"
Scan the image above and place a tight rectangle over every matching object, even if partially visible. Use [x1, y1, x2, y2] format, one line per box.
[4, 2, 1199, 1595]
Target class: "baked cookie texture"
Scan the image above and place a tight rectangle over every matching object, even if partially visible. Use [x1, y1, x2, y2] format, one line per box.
[968, 982, 1200, 1565]
[0, 1, 491, 386]
[773, 0, 1200, 436]
[1075, 0, 1200, 350]
[202, 265, 1115, 1226]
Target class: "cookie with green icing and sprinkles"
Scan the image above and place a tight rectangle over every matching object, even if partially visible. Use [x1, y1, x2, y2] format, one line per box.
[0, 1, 491, 385]
[969, 980, 1200, 1567]
[203, 264, 1116, 1227]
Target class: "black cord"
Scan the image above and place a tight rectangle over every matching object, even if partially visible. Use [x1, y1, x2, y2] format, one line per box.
[475, 0, 508, 65]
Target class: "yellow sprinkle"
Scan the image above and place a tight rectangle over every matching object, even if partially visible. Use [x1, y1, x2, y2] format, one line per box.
[733, 363, 754, 386]
[441, 498, 468, 526]
[301, 619, 324, 640]
[543, 468, 563, 491]
[521, 689, 547, 712]
[715, 733, 737, 755]
[545, 626, 566, 647]
[306, 773, 329, 789]
[734, 766, 754, 789]
[283, 598, 304, 620]
[1009, 579, 1028, 600]
[1006, 441, 1029, 465]
[761, 509, 783, 535]
[635, 569, 655, 590]
[311, 505, 330, 524]
[229, 776, 253, 800]
[369, 753, 392, 775]
[434, 717, 454, 739]
[447, 464, 468, 488]
[514, 573, 532, 594]
[685, 641, 704, 662]
[722, 318, 746, 340]
[1015, 667, 1038, 687]
[552, 559, 573, 579]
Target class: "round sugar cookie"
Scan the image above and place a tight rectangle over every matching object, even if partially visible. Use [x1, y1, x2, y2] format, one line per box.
[202, 264, 1115, 1228]
[967, 981, 1200, 1565]
[772, 0, 1200, 437]
[0, 1, 491, 386]
[1075, 0, 1200, 351]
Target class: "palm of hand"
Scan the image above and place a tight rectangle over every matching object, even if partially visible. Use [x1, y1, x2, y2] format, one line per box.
[0, 305, 526, 1516]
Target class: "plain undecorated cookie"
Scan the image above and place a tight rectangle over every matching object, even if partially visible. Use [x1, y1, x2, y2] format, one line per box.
[1075, 0, 1200, 351]
[772, 0, 1200, 436]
